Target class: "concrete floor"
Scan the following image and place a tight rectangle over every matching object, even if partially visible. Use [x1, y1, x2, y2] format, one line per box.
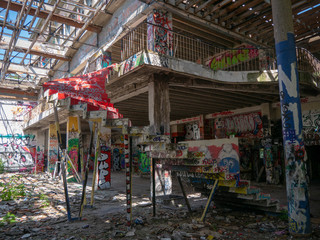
[95, 171, 320, 219]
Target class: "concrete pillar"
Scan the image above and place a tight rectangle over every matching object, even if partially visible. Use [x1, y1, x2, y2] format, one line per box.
[97, 126, 111, 189]
[148, 74, 170, 135]
[67, 116, 80, 182]
[147, 9, 173, 56]
[272, 0, 311, 235]
[48, 122, 58, 175]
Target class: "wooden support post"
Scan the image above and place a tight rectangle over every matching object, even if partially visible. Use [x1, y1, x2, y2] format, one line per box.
[90, 130, 100, 206]
[61, 159, 72, 221]
[79, 122, 96, 218]
[200, 179, 218, 222]
[53, 102, 79, 221]
[177, 176, 192, 213]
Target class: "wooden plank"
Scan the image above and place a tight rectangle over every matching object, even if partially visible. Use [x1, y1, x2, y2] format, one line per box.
[0, 0, 102, 33]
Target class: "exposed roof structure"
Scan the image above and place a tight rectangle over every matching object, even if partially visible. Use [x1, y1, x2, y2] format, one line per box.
[0, 0, 118, 95]
[0, 0, 319, 100]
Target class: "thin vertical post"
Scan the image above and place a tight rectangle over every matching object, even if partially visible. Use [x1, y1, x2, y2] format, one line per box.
[152, 157, 156, 217]
[272, 0, 310, 236]
[90, 130, 100, 206]
[124, 134, 131, 228]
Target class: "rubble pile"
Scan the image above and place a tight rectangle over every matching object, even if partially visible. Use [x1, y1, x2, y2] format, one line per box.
[1, 173, 319, 240]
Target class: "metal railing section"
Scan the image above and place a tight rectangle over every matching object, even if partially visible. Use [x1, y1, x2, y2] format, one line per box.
[120, 22, 320, 78]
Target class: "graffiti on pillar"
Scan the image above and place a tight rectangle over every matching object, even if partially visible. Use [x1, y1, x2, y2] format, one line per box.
[35, 146, 45, 172]
[208, 45, 259, 70]
[138, 151, 150, 173]
[302, 110, 320, 146]
[67, 116, 79, 182]
[261, 137, 274, 184]
[98, 146, 111, 189]
[185, 122, 200, 140]
[48, 124, 59, 174]
[277, 32, 310, 234]
[147, 9, 173, 56]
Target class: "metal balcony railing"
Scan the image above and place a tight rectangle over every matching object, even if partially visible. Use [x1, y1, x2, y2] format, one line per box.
[120, 21, 320, 77]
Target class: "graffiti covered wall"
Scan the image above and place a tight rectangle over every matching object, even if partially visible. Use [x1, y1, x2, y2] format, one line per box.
[302, 109, 320, 146]
[187, 138, 240, 180]
[214, 112, 263, 138]
[0, 134, 35, 172]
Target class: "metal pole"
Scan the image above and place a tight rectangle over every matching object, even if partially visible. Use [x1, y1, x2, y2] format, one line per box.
[271, 0, 310, 236]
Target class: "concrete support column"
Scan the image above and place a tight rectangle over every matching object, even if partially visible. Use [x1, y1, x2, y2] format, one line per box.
[48, 122, 58, 175]
[67, 116, 80, 182]
[272, 0, 310, 235]
[147, 9, 173, 56]
[148, 74, 171, 135]
[97, 127, 111, 189]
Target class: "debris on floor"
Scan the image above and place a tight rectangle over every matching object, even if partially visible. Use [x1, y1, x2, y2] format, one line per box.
[1, 172, 319, 240]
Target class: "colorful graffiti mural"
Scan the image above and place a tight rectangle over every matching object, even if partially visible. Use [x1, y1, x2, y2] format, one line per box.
[302, 109, 320, 146]
[214, 112, 263, 138]
[67, 116, 79, 182]
[98, 146, 111, 189]
[0, 140, 34, 172]
[186, 138, 240, 180]
[147, 9, 173, 56]
[208, 45, 259, 70]
[48, 123, 58, 174]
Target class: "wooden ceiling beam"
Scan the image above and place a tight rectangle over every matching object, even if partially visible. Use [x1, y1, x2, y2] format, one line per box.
[0, 0, 102, 33]
[185, 0, 202, 11]
[0, 61, 50, 77]
[220, 0, 261, 23]
[0, 87, 38, 101]
[175, 0, 185, 6]
[202, 0, 231, 18]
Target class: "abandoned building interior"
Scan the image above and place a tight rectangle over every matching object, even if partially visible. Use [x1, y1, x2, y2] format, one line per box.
[0, 0, 320, 239]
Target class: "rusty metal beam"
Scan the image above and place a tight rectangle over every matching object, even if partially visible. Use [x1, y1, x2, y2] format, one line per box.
[0, 0, 102, 33]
